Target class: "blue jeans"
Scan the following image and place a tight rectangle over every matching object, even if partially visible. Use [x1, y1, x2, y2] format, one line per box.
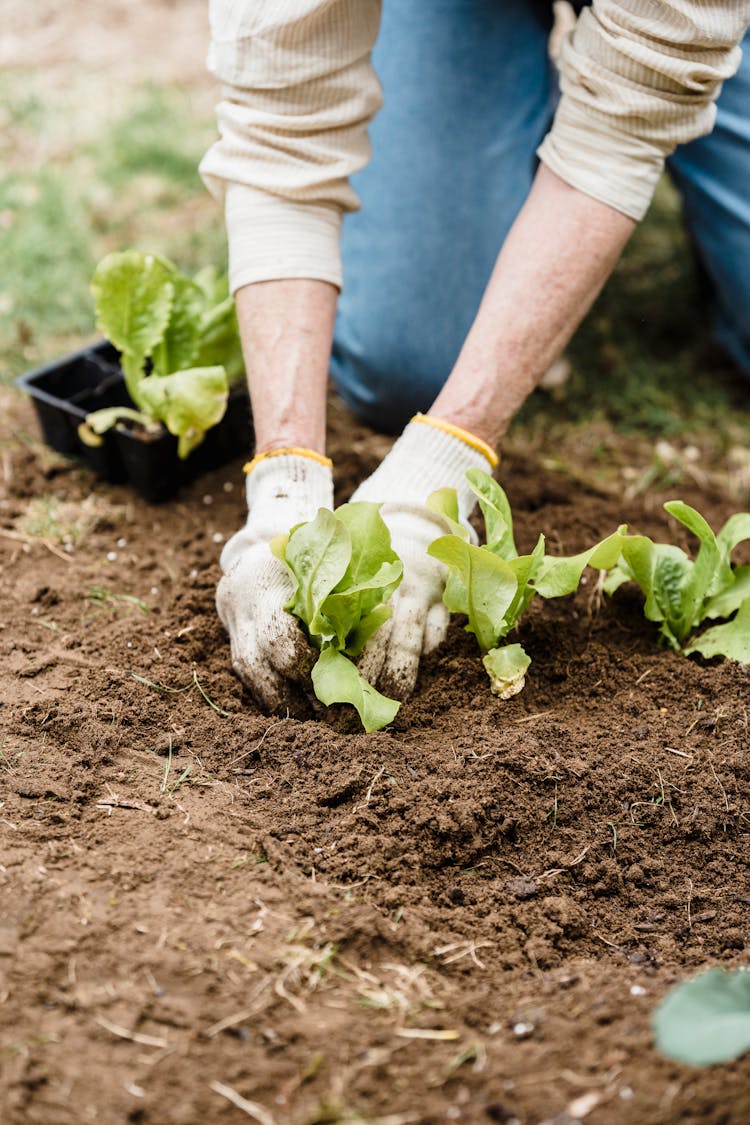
[331, 0, 750, 432]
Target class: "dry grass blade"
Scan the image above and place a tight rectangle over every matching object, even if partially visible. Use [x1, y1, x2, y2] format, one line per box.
[395, 1028, 460, 1041]
[361, 1116, 422, 1125]
[203, 981, 271, 1037]
[209, 1081, 275, 1124]
[94, 1015, 169, 1049]
[0, 527, 73, 562]
[434, 940, 493, 969]
[96, 797, 157, 815]
[340, 958, 436, 1015]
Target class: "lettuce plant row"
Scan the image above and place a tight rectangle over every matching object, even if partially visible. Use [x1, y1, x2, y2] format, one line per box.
[276, 472, 750, 732]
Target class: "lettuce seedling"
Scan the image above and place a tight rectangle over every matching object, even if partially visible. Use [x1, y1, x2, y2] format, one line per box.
[271, 502, 403, 733]
[80, 251, 244, 458]
[604, 502, 750, 659]
[653, 968, 750, 1066]
[427, 470, 627, 697]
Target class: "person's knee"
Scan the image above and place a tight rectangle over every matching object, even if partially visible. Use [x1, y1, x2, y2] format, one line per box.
[331, 324, 451, 434]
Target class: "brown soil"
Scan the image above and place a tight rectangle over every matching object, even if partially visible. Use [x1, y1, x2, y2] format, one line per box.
[1, 384, 749, 1125]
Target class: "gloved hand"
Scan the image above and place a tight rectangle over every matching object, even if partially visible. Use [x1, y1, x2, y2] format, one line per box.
[351, 414, 497, 697]
[216, 449, 333, 710]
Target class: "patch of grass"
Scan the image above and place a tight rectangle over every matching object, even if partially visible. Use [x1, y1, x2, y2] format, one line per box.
[0, 169, 98, 378]
[95, 83, 212, 196]
[86, 587, 151, 616]
[15, 495, 104, 547]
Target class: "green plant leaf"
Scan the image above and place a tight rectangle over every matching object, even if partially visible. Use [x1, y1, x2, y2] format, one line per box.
[193, 265, 229, 306]
[283, 508, 352, 638]
[482, 644, 531, 699]
[81, 405, 155, 437]
[137, 365, 228, 459]
[311, 647, 400, 733]
[490, 535, 546, 639]
[151, 270, 204, 375]
[665, 499, 728, 604]
[653, 968, 750, 1066]
[91, 250, 174, 403]
[717, 513, 750, 560]
[618, 537, 691, 649]
[603, 562, 632, 597]
[704, 565, 750, 620]
[426, 488, 470, 540]
[466, 469, 517, 557]
[344, 604, 393, 658]
[684, 598, 750, 663]
[193, 294, 245, 383]
[334, 503, 401, 594]
[274, 503, 403, 731]
[428, 536, 518, 652]
[533, 526, 627, 598]
[317, 503, 402, 648]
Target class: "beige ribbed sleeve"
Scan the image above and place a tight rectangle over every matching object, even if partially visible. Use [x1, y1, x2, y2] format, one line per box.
[199, 0, 382, 293]
[201, 0, 750, 289]
[539, 1, 750, 220]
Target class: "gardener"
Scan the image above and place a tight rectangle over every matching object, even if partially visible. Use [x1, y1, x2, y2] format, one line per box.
[200, 1, 750, 711]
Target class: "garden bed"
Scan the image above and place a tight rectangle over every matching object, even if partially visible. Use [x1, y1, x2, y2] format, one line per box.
[0, 386, 748, 1124]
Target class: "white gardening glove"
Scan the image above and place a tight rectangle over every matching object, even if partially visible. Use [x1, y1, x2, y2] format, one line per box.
[351, 414, 497, 698]
[216, 450, 333, 710]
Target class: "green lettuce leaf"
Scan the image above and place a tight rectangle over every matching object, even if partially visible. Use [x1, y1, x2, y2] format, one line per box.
[331, 501, 403, 619]
[533, 526, 628, 598]
[608, 501, 750, 652]
[428, 536, 518, 652]
[704, 565, 750, 620]
[275, 502, 403, 731]
[150, 269, 204, 376]
[312, 647, 400, 733]
[684, 597, 750, 663]
[615, 537, 693, 649]
[344, 604, 393, 659]
[466, 468, 517, 557]
[193, 265, 229, 306]
[482, 644, 531, 699]
[137, 365, 229, 459]
[92, 250, 174, 405]
[501, 535, 546, 631]
[665, 500, 727, 605]
[283, 508, 352, 636]
[193, 294, 245, 383]
[653, 968, 750, 1066]
[426, 487, 470, 541]
[79, 405, 154, 437]
[716, 513, 750, 559]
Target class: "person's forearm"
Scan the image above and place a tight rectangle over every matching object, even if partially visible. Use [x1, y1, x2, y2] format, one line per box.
[430, 165, 635, 447]
[235, 278, 338, 455]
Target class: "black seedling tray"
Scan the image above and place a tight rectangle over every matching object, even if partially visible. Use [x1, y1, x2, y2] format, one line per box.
[16, 342, 253, 502]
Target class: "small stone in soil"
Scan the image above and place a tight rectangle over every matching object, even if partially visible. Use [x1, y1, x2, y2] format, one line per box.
[505, 877, 538, 900]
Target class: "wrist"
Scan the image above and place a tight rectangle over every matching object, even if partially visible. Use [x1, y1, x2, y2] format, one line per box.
[353, 413, 497, 521]
[222, 452, 334, 571]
